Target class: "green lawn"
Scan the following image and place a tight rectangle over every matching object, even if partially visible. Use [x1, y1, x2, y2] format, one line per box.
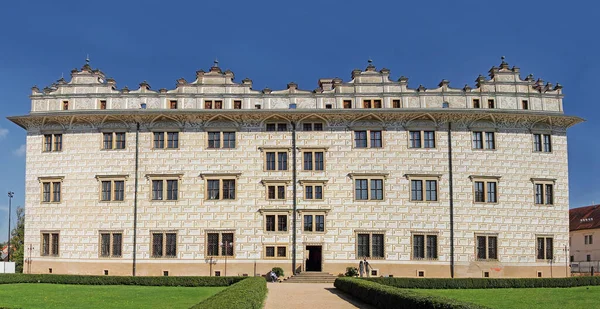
[416, 286, 600, 309]
[0, 283, 225, 309]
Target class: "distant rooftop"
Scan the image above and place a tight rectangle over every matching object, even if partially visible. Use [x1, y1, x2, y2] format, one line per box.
[570, 205, 600, 231]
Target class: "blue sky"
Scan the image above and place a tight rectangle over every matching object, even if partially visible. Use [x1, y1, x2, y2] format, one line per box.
[0, 0, 598, 242]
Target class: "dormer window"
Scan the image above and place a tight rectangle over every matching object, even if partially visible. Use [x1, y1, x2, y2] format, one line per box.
[488, 99, 495, 109]
[473, 99, 480, 108]
[62, 101, 69, 110]
[343, 100, 352, 109]
[100, 100, 107, 110]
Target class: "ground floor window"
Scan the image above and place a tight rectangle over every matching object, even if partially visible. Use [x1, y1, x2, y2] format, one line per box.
[356, 233, 384, 258]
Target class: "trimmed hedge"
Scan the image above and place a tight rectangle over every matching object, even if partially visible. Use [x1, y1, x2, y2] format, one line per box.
[365, 276, 600, 289]
[335, 278, 489, 309]
[190, 277, 267, 309]
[0, 274, 243, 287]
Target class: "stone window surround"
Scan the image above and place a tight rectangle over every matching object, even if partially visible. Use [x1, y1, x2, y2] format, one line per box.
[298, 147, 328, 172]
[475, 233, 499, 261]
[469, 175, 501, 204]
[299, 180, 328, 201]
[261, 179, 290, 201]
[536, 235, 554, 261]
[348, 173, 388, 202]
[95, 175, 129, 202]
[145, 174, 183, 202]
[42, 132, 63, 152]
[100, 131, 127, 150]
[263, 244, 288, 259]
[98, 230, 124, 258]
[354, 229, 386, 260]
[350, 127, 384, 149]
[38, 176, 64, 204]
[151, 130, 180, 149]
[200, 173, 241, 201]
[261, 211, 289, 233]
[259, 147, 291, 172]
[410, 231, 440, 260]
[205, 229, 235, 258]
[40, 230, 60, 257]
[205, 130, 237, 150]
[404, 174, 442, 203]
[150, 230, 178, 259]
[531, 178, 556, 206]
[470, 129, 497, 151]
[531, 130, 553, 153]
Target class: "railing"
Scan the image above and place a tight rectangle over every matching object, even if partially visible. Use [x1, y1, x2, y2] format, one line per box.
[571, 261, 600, 274]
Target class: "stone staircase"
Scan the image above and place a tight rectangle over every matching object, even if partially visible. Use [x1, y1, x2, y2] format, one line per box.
[283, 271, 338, 283]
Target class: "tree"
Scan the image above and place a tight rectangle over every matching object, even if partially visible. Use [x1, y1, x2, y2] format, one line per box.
[10, 207, 24, 273]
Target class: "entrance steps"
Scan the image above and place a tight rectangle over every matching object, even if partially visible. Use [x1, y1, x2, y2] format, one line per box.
[283, 271, 337, 283]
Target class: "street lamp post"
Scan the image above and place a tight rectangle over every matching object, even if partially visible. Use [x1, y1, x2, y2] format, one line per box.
[222, 241, 232, 276]
[7, 192, 14, 262]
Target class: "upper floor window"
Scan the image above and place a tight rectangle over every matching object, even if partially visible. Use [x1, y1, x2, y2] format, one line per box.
[522, 100, 529, 110]
[150, 177, 180, 201]
[410, 178, 438, 202]
[301, 181, 325, 200]
[98, 177, 126, 202]
[40, 177, 63, 203]
[152, 232, 177, 258]
[204, 100, 223, 109]
[266, 123, 288, 132]
[488, 99, 495, 108]
[536, 236, 553, 260]
[585, 235, 593, 245]
[354, 130, 382, 148]
[100, 231, 122, 258]
[472, 131, 495, 150]
[473, 99, 480, 108]
[363, 99, 382, 108]
[103, 132, 126, 150]
[471, 177, 499, 203]
[265, 150, 288, 171]
[266, 183, 286, 200]
[169, 100, 178, 109]
[234, 100, 242, 109]
[393, 99, 401, 108]
[533, 134, 551, 152]
[264, 213, 288, 232]
[206, 232, 234, 257]
[99, 100, 107, 110]
[206, 178, 236, 200]
[357, 232, 384, 258]
[303, 213, 325, 232]
[303, 123, 323, 131]
[153, 132, 179, 149]
[534, 182, 554, 205]
[409, 131, 435, 149]
[343, 100, 352, 109]
[303, 150, 325, 171]
[62, 101, 69, 110]
[353, 176, 385, 201]
[43, 134, 62, 152]
[476, 235, 498, 260]
[207, 132, 235, 149]
[412, 234, 438, 260]
[41, 232, 60, 256]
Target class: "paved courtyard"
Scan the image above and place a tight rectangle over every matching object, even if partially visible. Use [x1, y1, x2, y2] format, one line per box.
[264, 283, 375, 309]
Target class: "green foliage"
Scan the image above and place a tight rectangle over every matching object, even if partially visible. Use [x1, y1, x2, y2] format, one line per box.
[364, 277, 600, 289]
[345, 267, 358, 277]
[191, 277, 267, 309]
[335, 277, 489, 309]
[271, 267, 284, 277]
[9, 207, 25, 273]
[0, 274, 244, 287]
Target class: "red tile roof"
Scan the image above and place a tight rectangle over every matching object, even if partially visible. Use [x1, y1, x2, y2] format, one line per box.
[570, 205, 600, 231]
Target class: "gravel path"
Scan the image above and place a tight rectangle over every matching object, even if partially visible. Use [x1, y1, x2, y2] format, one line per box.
[263, 283, 375, 309]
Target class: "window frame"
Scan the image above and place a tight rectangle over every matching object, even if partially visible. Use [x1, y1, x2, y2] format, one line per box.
[260, 148, 290, 171]
[96, 175, 128, 202]
[39, 177, 63, 203]
[475, 234, 499, 261]
[353, 129, 383, 149]
[532, 179, 554, 205]
[411, 233, 439, 260]
[469, 176, 500, 204]
[471, 131, 496, 150]
[302, 122, 324, 132]
[42, 133, 63, 152]
[265, 122, 288, 132]
[41, 231, 60, 257]
[152, 131, 180, 149]
[99, 230, 123, 258]
[169, 100, 178, 109]
[405, 174, 441, 202]
[533, 133, 552, 153]
[206, 131, 236, 149]
[350, 174, 386, 201]
[200, 174, 240, 201]
[408, 130, 436, 149]
[355, 231, 385, 259]
[101, 132, 127, 150]
[302, 211, 327, 233]
[472, 99, 480, 108]
[263, 212, 289, 233]
[151, 231, 178, 258]
[264, 245, 288, 259]
[536, 236, 554, 261]
[205, 231, 235, 257]
[301, 148, 327, 171]
[146, 174, 182, 201]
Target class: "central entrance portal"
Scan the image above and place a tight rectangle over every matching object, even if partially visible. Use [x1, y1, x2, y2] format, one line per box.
[305, 245, 322, 272]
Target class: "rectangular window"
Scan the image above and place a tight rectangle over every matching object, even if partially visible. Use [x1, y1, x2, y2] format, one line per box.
[41, 180, 62, 203]
[473, 180, 498, 203]
[41, 232, 60, 256]
[303, 214, 325, 232]
[488, 99, 495, 108]
[43, 134, 62, 152]
[153, 132, 164, 149]
[62, 101, 69, 110]
[476, 235, 498, 260]
[234, 100, 242, 109]
[100, 100, 107, 109]
[410, 179, 437, 201]
[207, 132, 235, 149]
[343, 100, 352, 109]
[167, 132, 179, 149]
[303, 151, 325, 171]
[265, 151, 288, 171]
[536, 237, 553, 260]
[169, 100, 178, 109]
[357, 233, 385, 258]
[303, 123, 324, 131]
[204, 100, 213, 109]
[205, 178, 236, 200]
[534, 183, 554, 205]
[265, 246, 287, 258]
[354, 130, 382, 148]
[100, 179, 125, 201]
[266, 123, 287, 132]
[304, 184, 323, 200]
[100, 232, 123, 257]
[267, 185, 286, 200]
[533, 133, 552, 152]
[473, 99, 480, 108]
[363, 100, 372, 108]
[412, 234, 438, 260]
[152, 232, 177, 258]
[472, 131, 496, 150]
[102, 132, 126, 150]
[206, 232, 234, 257]
[409, 131, 435, 148]
[355, 178, 384, 201]
[373, 100, 382, 108]
[393, 99, 401, 108]
[153, 132, 179, 149]
[265, 214, 287, 232]
[150, 178, 179, 201]
[214, 100, 223, 109]
[522, 100, 529, 110]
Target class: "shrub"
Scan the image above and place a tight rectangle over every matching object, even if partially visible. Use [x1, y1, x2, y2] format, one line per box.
[335, 277, 489, 309]
[271, 267, 284, 277]
[0, 274, 243, 287]
[364, 276, 600, 289]
[191, 277, 267, 309]
[345, 267, 358, 277]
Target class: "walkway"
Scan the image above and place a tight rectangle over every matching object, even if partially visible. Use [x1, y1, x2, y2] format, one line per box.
[263, 282, 375, 309]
